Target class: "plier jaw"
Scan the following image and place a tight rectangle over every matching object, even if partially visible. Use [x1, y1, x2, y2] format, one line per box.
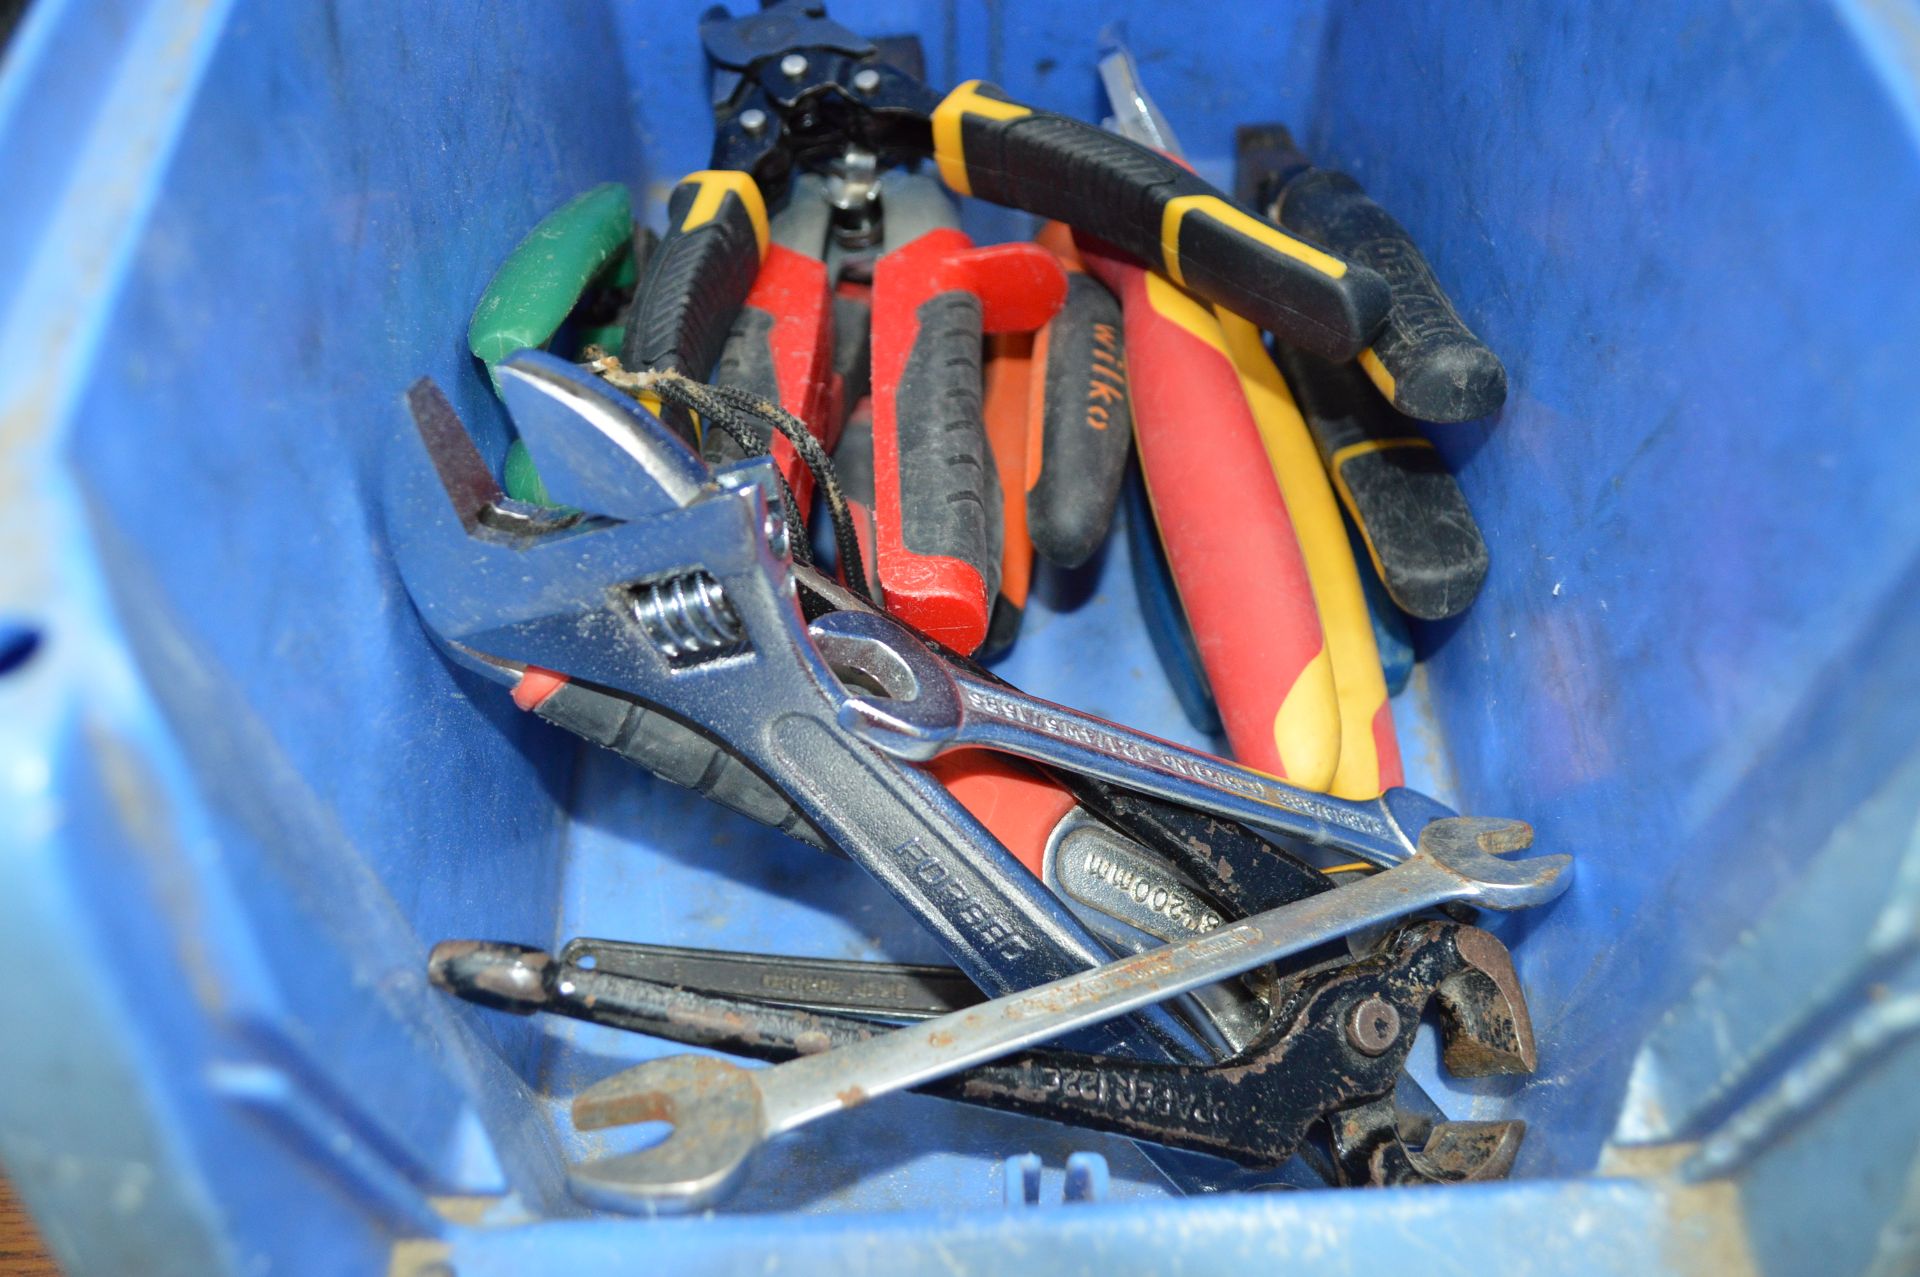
[706, 41, 938, 190]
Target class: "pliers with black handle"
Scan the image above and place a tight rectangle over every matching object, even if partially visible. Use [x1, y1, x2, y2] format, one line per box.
[622, 0, 1391, 418]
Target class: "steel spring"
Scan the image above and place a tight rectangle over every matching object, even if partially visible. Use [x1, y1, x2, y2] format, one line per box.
[631, 572, 743, 661]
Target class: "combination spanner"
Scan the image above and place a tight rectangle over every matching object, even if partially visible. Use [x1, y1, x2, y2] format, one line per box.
[563, 816, 1570, 1211]
[812, 607, 1452, 869]
[434, 919, 1534, 1187]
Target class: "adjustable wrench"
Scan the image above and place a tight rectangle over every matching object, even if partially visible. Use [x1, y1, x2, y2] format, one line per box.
[390, 351, 1207, 1065]
[564, 816, 1569, 1211]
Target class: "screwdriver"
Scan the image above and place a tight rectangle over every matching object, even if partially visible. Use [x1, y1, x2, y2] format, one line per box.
[1101, 43, 1400, 797]
[1235, 125, 1507, 425]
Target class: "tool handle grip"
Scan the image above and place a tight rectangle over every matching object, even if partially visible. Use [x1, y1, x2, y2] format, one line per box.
[931, 82, 1387, 360]
[468, 183, 633, 388]
[1274, 168, 1505, 423]
[524, 676, 829, 852]
[708, 243, 837, 508]
[1027, 271, 1133, 568]
[620, 171, 769, 410]
[1079, 240, 1339, 789]
[1273, 345, 1488, 620]
[871, 234, 1005, 652]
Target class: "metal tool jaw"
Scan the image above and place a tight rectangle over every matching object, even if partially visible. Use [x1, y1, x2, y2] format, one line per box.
[387, 350, 1220, 1067]
[700, 1, 941, 191]
[391, 352, 802, 694]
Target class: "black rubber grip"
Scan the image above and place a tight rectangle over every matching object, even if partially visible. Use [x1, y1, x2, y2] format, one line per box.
[935, 82, 1388, 360]
[1273, 344, 1488, 620]
[1275, 169, 1507, 423]
[620, 173, 765, 433]
[705, 304, 779, 466]
[893, 290, 1003, 602]
[531, 679, 829, 852]
[978, 595, 1024, 662]
[1028, 272, 1132, 568]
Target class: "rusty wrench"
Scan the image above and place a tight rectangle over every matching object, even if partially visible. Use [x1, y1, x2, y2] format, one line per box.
[565, 816, 1569, 1211]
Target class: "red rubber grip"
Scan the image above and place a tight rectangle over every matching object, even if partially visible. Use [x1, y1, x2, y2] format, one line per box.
[869, 228, 1065, 652]
[926, 749, 1079, 878]
[1079, 237, 1337, 786]
[728, 243, 837, 511]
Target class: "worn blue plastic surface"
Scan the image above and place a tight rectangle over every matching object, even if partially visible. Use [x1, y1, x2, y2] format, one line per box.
[2, 0, 1918, 1274]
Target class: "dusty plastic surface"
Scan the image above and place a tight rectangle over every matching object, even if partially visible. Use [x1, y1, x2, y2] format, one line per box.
[1, 1, 1917, 1274]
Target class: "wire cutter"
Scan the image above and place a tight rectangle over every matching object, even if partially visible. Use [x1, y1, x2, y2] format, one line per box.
[626, 0, 1389, 399]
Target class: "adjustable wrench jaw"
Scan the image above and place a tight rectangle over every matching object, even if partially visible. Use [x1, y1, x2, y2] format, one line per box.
[390, 351, 839, 707]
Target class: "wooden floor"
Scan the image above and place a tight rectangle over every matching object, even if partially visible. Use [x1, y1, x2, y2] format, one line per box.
[0, 1178, 57, 1277]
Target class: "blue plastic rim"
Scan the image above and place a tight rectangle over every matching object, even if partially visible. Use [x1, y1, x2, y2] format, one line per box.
[2, 1, 1918, 1274]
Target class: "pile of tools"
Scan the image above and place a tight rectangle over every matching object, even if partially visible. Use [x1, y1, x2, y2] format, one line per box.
[388, 1, 1568, 1211]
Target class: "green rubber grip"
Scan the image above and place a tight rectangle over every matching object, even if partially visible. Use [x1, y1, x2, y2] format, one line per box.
[468, 183, 633, 391]
[931, 81, 1388, 361]
[619, 172, 768, 405]
[1273, 343, 1488, 620]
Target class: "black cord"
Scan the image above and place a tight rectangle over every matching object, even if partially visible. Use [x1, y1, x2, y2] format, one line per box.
[591, 360, 873, 606]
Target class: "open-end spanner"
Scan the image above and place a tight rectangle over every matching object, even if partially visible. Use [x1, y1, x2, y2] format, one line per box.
[562, 816, 1569, 1211]
[434, 919, 1533, 1186]
[809, 607, 1456, 868]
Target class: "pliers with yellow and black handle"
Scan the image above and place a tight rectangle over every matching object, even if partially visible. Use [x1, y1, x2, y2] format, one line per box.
[622, 0, 1392, 425]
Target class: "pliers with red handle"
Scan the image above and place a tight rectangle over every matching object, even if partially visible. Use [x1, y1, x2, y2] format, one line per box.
[624, 2, 1394, 651]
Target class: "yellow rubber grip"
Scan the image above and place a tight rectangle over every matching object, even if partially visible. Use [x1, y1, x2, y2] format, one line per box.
[677, 170, 770, 260]
[1160, 195, 1348, 288]
[931, 80, 1033, 198]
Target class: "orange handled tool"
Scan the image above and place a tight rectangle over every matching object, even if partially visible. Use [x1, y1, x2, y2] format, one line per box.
[1079, 236, 1339, 788]
[980, 332, 1036, 658]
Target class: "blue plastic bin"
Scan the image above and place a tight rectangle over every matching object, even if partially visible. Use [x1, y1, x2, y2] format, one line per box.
[3, 1, 1918, 1273]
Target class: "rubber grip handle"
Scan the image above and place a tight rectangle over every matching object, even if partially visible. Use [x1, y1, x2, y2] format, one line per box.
[468, 182, 633, 392]
[1028, 270, 1133, 568]
[1079, 237, 1339, 788]
[1273, 344, 1489, 620]
[931, 81, 1388, 361]
[519, 674, 829, 852]
[1218, 311, 1402, 797]
[870, 228, 1009, 653]
[709, 241, 836, 509]
[1276, 170, 1506, 423]
[925, 750, 1078, 879]
[620, 171, 769, 429]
